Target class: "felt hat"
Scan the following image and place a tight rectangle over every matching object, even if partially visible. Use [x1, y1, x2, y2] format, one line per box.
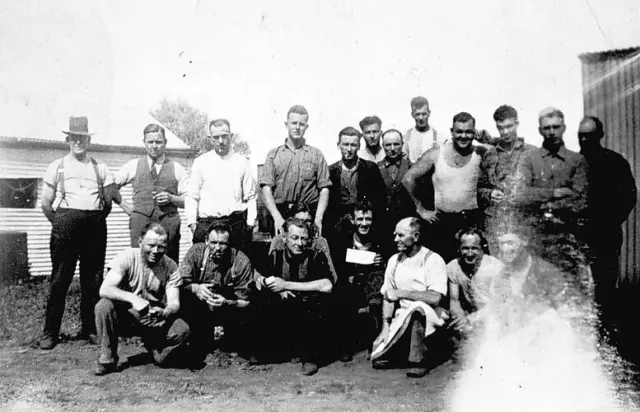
[62, 116, 94, 136]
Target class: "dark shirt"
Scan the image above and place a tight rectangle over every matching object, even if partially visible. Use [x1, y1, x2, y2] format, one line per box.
[583, 147, 637, 230]
[179, 243, 252, 301]
[516, 145, 588, 214]
[260, 138, 332, 205]
[378, 156, 415, 221]
[268, 235, 338, 282]
[269, 248, 336, 285]
[494, 138, 536, 195]
[339, 162, 359, 205]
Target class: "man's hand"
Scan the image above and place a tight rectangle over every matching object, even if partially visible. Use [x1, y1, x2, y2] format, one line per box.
[194, 283, 216, 302]
[314, 217, 323, 237]
[448, 315, 471, 331]
[265, 276, 288, 293]
[417, 207, 439, 223]
[207, 293, 227, 308]
[274, 216, 285, 236]
[373, 253, 384, 266]
[189, 223, 197, 235]
[153, 191, 172, 206]
[279, 291, 296, 300]
[491, 189, 505, 201]
[385, 289, 401, 302]
[553, 187, 574, 198]
[373, 326, 390, 348]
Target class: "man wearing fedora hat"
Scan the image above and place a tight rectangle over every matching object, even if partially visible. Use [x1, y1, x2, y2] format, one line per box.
[113, 123, 188, 264]
[40, 116, 116, 350]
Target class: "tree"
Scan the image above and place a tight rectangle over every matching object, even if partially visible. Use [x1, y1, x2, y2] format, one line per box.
[151, 98, 251, 157]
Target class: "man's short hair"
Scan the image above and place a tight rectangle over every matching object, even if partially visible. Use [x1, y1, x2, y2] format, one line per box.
[381, 128, 404, 142]
[407, 217, 421, 235]
[538, 107, 564, 121]
[287, 105, 308, 118]
[582, 116, 604, 138]
[288, 202, 312, 219]
[338, 126, 362, 143]
[140, 222, 167, 239]
[209, 118, 230, 130]
[207, 222, 232, 238]
[283, 217, 308, 234]
[353, 198, 374, 218]
[452, 112, 476, 126]
[142, 123, 166, 142]
[455, 226, 489, 253]
[410, 96, 429, 112]
[359, 116, 382, 130]
[493, 105, 518, 122]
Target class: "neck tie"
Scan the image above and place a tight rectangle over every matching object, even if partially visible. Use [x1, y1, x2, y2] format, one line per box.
[150, 160, 158, 180]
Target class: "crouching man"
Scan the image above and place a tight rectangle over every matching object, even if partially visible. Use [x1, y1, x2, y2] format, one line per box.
[371, 217, 448, 378]
[251, 217, 335, 376]
[94, 223, 190, 376]
[178, 223, 253, 363]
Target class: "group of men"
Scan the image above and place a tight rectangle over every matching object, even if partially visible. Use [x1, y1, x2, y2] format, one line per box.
[38, 95, 636, 378]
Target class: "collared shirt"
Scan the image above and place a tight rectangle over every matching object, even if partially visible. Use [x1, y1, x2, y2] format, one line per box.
[260, 138, 332, 205]
[268, 235, 338, 281]
[340, 160, 359, 205]
[270, 247, 336, 284]
[516, 144, 588, 212]
[358, 146, 386, 163]
[185, 151, 257, 226]
[107, 248, 182, 305]
[43, 154, 115, 211]
[494, 138, 536, 193]
[179, 243, 252, 301]
[114, 155, 188, 194]
[380, 156, 405, 183]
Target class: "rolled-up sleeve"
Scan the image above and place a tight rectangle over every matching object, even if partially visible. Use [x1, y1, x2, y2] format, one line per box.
[316, 154, 332, 190]
[259, 148, 277, 188]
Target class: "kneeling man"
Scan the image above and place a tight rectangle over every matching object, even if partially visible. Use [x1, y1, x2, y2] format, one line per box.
[371, 217, 448, 378]
[179, 223, 253, 362]
[94, 223, 190, 375]
[252, 217, 335, 376]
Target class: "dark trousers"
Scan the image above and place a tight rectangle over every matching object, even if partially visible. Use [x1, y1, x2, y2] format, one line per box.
[334, 272, 384, 355]
[588, 228, 622, 333]
[43, 208, 106, 338]
[379, 312, 427, 364]
[269, 202, 319, 236]
[95, 298, 190, 366]
[180, 292, 251, 359]
[422, 209, 484, 263]
[130, 210, 181, 264]
[193, 211, 247, 251]
[250, 291, 330, 363]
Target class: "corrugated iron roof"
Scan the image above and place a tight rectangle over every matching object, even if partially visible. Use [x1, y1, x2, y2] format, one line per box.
[579, 46, 640, 62]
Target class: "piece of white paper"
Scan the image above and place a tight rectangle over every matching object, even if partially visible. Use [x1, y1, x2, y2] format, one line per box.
[345, 248, 376, 265]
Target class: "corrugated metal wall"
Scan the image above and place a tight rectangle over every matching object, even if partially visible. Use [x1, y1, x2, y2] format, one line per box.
[580, 47, 640, 284]
[0, 146, 194, 277]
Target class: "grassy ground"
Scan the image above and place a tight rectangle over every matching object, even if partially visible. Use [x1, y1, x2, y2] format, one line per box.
[0, 279, 457, 412]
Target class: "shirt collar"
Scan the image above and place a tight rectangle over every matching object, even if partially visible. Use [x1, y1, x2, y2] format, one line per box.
[341, 158, 359, 171]
[284, 138, 307, 152]
[541, 144, 568, 160]
[495, 137, 525, 153]
[148, 154, 166, 166]
[383, 155, 404, 167]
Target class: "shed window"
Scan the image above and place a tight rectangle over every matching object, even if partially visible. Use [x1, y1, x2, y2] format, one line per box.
[0, 178, 38, 208]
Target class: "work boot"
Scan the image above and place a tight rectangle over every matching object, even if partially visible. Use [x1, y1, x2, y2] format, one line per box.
[93, 362, 118, 376]
[39, 334, 57, 350]
[406, 363, 428, 378]
[301, 362, 318, 376]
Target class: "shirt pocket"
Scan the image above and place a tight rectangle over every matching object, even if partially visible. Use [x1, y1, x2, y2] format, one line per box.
[301, 164, 316, 181]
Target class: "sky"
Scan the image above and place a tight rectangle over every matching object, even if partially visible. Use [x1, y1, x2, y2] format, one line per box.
[1, 0, 639, 162]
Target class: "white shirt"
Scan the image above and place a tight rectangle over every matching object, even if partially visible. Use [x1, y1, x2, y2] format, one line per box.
[402, 127, 446, 163]
[358, 146, 386, 163]
[185, 150, 257, 226]
[381, 246, 448, 297]
[114, 155, 188, 194]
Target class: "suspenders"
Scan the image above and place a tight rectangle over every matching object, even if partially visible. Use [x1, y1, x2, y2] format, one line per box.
[55, 157, 110, 213]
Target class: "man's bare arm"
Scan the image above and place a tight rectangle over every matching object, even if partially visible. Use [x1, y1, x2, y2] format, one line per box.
[394, 289, 443, 307]
[402, 148, 438, 219]
[41, 183, 56, 223]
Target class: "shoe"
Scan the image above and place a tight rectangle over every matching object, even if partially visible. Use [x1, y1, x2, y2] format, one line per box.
[372, 360, 388, 370]
[39, 335, 57, 350]
[301, 362, 318, 376]
[339, 352, 353, 363]
[248, 356, 263, 366]
[406, 364, 428, 378]
[77, 333, 99, 345]
[93, 362, 118, 376]
[290, 356, 301, 365]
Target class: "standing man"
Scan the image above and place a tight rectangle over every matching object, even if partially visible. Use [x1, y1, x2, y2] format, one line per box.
[93, 223, 190, 375]
[178, 223, 254, 363]
[578, 116, 636, 327]
[370, 217, 448, 378]
[402, 112, 497, 263]
[40, 116, 115, 350]
[114, 123, 187, 264]
[358, 115, 386, 163]
[251, 217, 335, 376]
[378, 129, 415, 244]
[186, 119, 256, 250]
[403, 96, 444, 164]
[326, 126, 386, 240]
[260, 105, 332, 236]
[514, 108, 589, 255]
